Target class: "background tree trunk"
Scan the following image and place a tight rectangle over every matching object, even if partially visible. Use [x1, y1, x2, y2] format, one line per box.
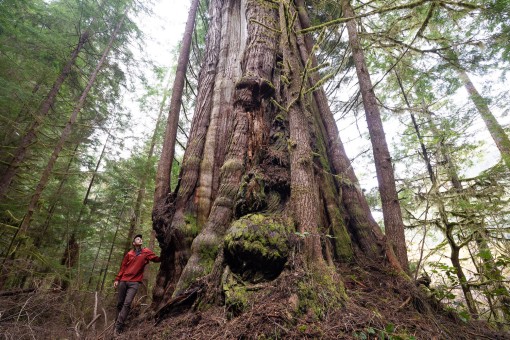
[342, 0, 409, 271]
[153, 0, 200, 205]
[0, 29, 90, 200]
[17, 8, 128, 237]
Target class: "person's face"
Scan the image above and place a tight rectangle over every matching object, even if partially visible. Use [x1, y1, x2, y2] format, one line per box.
[133, 237, 143, 246]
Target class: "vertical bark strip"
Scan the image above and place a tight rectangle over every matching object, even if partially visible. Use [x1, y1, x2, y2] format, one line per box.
[153, 0, 225, 305]
[171, 0, 225, 217]
[196, 0, 244, 227]
[294, 0, 384, 259]
[342, 0, 409, 271]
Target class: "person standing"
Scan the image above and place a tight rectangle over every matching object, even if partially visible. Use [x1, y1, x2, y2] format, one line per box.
[114, 234, 160, 335]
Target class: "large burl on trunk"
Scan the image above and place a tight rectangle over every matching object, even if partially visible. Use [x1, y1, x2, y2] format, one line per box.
[148, 1, 500, 338]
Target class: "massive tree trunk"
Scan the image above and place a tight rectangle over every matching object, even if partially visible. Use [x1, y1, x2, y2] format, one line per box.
[151, 0, 406, 312]
[141, 2, 509, 338]
[341, 0, 409, 272]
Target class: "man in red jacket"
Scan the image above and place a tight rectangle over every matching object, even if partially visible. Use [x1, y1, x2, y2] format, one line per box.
[114, 234, 160, 335]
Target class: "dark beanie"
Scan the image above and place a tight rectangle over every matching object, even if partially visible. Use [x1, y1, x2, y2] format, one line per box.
[133, 234, 143, 242]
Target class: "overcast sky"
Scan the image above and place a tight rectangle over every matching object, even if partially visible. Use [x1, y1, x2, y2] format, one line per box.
[115, 0, 191, 157]
[142, 0, 190, 67]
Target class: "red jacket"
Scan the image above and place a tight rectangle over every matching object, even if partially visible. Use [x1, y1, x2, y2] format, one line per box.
[115, 248, 161, 282]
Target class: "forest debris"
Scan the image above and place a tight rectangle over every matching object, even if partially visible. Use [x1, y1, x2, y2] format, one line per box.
[154, 282, 205, 323]
[0, 288, 36, 297]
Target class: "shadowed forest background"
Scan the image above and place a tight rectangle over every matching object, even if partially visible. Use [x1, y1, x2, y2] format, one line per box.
[1, 0, 510, 339]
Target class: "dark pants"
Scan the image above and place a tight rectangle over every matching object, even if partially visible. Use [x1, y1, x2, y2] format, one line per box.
[115, 281, 139, 331]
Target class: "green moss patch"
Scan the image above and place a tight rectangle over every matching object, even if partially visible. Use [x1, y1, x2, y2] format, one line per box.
[297, 268, 347, 320]
[224, 213, 292, 282]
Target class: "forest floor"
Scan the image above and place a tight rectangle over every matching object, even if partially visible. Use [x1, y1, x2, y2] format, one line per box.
[1, 262, 509, 339]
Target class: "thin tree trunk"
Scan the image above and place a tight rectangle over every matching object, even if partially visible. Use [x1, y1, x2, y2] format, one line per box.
[125, 81, 170, 254]
[449, 240, 479, 316]
[87, 202, 113, 289]
[397, 76, 479, 316]
[35, 143, 81, 248]
[16, 8, 129, 237]
[84, 129, 112, 207]
[342, 0, 409, 271]
[435, 38, 510, 171]
[101, 207, 124, 292]
[280, 1, 323, 265]
[0, 30, 90, 200]
[457, 69, 510, 170]
[60, 122, 115, 287]
[424, 104, 509, 320]
[153, 0, 200, 204]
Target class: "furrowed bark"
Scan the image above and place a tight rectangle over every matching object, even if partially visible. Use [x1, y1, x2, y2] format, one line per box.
[280, 0, 324, 265]
[294, 0, 384, 260]
[172, 0, 280, 296]
[196, 0, 245, 228]
[153, 0, 225, 305]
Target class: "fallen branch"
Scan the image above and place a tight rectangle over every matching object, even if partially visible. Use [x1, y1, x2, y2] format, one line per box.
[0, 288, 36, 297]
[86, 314, 102, 329]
